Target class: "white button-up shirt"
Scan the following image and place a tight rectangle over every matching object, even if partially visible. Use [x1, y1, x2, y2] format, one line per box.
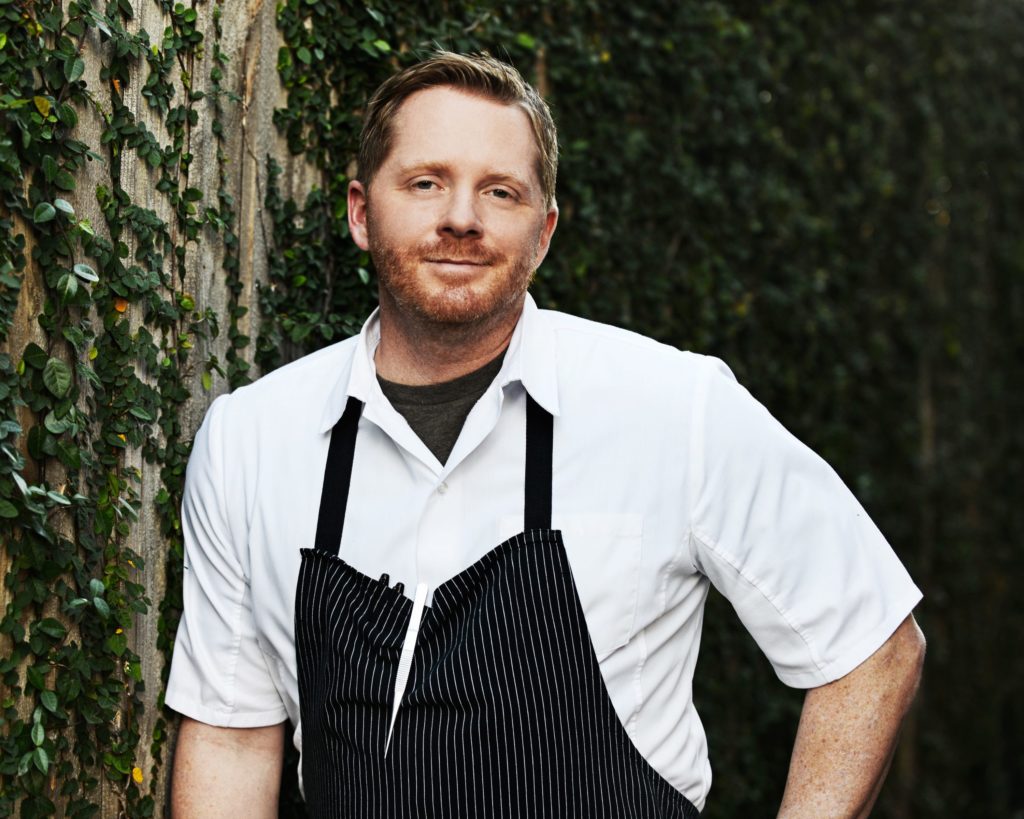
[167, 294, 921, 810]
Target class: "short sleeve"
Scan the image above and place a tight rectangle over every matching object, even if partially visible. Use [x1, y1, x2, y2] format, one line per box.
[165, 393, 288, 726]
[688, 358, 922, 688]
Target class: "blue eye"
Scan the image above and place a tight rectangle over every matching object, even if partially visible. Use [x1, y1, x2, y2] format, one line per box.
[412, 180, 436, 190]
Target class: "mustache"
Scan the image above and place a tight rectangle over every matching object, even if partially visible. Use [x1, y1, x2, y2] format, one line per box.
[414, 237, 504, 266]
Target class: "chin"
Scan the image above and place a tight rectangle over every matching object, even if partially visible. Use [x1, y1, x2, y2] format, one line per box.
[398, 284, 524, 327]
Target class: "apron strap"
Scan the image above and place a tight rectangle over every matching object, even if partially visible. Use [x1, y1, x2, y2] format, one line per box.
[524, 394, 553, 530]
[313, 396, 363, 554]
[313, 391, 554, 556]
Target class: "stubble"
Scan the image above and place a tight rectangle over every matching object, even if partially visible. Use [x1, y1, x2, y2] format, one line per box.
[367, 213, 543, 333]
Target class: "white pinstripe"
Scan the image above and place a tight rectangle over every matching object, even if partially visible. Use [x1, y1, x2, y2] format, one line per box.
[296, 532, 700, 817]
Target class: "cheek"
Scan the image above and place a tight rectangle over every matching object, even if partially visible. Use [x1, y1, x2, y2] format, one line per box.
[504, 216, 549, 256]
[368, 197, 434, 240]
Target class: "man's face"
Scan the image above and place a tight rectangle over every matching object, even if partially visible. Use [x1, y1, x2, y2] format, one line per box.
[348, 86, 558, 329]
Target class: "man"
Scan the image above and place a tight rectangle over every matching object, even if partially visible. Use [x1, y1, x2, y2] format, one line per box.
[168, 52, 924, 817]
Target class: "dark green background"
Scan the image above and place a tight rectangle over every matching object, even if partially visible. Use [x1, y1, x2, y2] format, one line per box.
[264, 1, 1024, 816]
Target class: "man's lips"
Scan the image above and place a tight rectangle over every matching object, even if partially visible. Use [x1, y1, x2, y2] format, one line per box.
[424, 258, 490, 266]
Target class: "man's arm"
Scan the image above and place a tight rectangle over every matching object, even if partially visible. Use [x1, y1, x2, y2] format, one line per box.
[171, 717, 286, 817]
[777, 614, 926, 818]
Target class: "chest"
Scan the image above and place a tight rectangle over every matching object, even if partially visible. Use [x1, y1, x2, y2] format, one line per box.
[247, 389, 695, 677]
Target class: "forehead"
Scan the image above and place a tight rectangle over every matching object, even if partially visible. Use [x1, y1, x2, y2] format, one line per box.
[385, 86, 540, 177]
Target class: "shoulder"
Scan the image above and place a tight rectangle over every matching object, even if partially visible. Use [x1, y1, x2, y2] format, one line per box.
[185, 337, 359, 536]
[201, 336, 358, 447]
[539, 307, 731, 401]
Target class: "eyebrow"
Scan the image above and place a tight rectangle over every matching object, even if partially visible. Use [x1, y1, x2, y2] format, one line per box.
[395, 161, 449, 178]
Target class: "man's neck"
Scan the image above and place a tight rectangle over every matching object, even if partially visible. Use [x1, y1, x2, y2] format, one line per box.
[374, 296, 524, 386]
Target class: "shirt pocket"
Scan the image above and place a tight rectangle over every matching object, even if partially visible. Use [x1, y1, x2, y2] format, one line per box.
[499, 512, 643, 660]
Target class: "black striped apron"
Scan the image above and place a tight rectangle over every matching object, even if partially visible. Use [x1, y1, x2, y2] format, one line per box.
[295, 395, 700, 818]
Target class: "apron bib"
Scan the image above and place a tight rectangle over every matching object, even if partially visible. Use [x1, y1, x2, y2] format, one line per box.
[295, 395, 700, 818]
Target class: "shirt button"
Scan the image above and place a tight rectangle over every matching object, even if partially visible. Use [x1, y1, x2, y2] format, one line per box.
[437, 481, 449, 495]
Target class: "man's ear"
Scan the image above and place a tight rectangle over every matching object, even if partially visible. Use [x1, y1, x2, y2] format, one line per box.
[348, 180, 370, 251]
[533, 204, 559, 269]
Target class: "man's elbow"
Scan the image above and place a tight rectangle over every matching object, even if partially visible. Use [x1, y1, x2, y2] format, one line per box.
[889, 614, 926, 702]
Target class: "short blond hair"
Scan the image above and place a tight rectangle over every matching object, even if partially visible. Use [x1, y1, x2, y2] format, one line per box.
[357, 51, 558, 207]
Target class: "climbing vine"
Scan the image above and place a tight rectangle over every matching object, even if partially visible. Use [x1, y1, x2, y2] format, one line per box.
[256, 0, 390, 370]
[0, 0, 222, 813]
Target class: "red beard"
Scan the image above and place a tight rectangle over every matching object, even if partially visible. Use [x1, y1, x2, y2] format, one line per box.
[368, 226, 541, 328]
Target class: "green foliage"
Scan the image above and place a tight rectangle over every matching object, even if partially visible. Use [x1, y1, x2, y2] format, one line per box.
[257, 0, 392, 368]
[0, 0, 230, 813]
[265, 2, 1024, 818]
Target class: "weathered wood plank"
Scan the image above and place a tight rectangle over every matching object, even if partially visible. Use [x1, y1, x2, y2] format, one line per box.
[1, 0, 314, 814]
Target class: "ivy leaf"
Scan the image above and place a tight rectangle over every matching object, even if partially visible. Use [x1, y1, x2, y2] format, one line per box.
[42, 358, 73, 398]
[57, 440, 82, 469]
[44, 409, 72, 434]
[1, 419, 23, 438]
[202, 370, 212, 391]
[33, 202, 57, 224]
[26, 665, 45, 691]
[46, 490, 72, 506]
[89, 578, 104, 597]
[297, 46, 312, 64]
[106, 631, 128, 657]
[24, 343, 48, 369]
[54, 198, 75, 215]
[42, 155, 58, 182]
[65, 57, 86, 83]
[93, 596, 111, 619]
[57, 103, 78, 127]
[129, 406, 153, 421]
[33, 96, 51, 117]
[31, 721, 44, 747]
[2, 439, 23, 465]
[34, 747, 49, 774]
[62, 325, 86, 349]
[37, 619, 67, 639]
[73, 263, 99, 282]
[366, 7, 385, 25]
[0, 499, 17, 518]
[58, 272, 79, 301]
[55, 170, 76, 191]
[372, 39, 390, 52]
[40, 690, 59, 713]
[89, 10, 112, 36]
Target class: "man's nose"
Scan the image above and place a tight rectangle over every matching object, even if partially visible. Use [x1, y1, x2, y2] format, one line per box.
[438, 190, 482, 239]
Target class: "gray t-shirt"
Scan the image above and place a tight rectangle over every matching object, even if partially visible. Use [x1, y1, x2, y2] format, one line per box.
[377, 350, 507, 464]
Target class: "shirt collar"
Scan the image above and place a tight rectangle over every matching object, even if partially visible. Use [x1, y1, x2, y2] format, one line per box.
[318, 292, 560, 434]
